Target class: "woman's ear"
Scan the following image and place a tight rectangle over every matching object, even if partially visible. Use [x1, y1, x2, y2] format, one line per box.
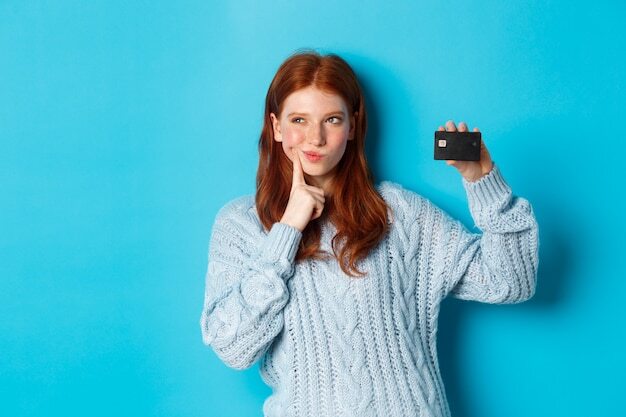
[270, 113, 282, 142]
[348, 111, 358, 140]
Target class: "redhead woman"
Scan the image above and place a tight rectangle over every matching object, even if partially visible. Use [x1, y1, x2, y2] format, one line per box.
[199, 50, 539, 417]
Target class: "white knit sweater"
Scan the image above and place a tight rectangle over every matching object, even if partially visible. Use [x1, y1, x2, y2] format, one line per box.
[199, 162, 539, 417]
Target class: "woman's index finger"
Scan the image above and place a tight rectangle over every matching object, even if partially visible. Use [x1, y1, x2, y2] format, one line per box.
[291, 148, 306, 185]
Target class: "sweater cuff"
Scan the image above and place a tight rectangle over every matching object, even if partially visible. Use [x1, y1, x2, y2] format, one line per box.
[260, 222, 302, 264]
[462, 162, 512, 212]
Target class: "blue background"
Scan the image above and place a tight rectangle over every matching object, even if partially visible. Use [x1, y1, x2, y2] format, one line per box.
[2, 1, 625, 416]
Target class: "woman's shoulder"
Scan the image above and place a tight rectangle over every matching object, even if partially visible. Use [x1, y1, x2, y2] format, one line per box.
[376, 179, 404, 194]
[213, 193, 259, 228]
[376, 180, 430, 207]
[375, 180, 441, 224]
[217, 193, 256, 215]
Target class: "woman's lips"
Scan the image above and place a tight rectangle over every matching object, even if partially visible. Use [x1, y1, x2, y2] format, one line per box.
[303, 151, 324, 162]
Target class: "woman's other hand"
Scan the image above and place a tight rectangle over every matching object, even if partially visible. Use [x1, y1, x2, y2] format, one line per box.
[437, 120, 494, 182]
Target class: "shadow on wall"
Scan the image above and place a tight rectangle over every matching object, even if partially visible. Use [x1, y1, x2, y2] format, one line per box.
[342, 52, 415, 181]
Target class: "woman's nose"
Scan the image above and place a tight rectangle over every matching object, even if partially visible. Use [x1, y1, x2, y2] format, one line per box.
[307, 124, 325, 145]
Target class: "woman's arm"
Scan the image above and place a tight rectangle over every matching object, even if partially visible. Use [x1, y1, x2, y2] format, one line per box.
[437, 163, 540, 303]
[199, 199, 302, 369]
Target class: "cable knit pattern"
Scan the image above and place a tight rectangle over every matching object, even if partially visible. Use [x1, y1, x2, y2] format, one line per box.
[199, 162, 539, 417]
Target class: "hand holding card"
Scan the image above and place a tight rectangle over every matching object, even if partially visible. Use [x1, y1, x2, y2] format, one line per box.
[435, 120, 494, 182]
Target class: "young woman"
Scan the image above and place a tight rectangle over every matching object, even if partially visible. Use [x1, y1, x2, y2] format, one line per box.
[199, 50, 539, 417]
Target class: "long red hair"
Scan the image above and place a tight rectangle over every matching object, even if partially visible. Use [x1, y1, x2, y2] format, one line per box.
[255, 50, 390, 278]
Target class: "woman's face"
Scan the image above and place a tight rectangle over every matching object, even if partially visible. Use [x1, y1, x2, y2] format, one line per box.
[270, 86, 355, 193]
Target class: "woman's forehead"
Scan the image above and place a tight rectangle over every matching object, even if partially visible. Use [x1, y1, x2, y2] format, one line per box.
[282, 86, 347, 111]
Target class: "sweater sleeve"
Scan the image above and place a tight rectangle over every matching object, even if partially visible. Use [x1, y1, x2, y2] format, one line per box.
[199, 199, 302, 369]
[436, 162, 540, 303]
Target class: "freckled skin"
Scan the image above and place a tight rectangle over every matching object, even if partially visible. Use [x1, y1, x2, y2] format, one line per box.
[270, 86, 356, 196]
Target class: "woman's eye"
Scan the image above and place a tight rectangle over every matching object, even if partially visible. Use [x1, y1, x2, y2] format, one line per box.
[327, 117, 342, 124]
[291, 117, 304, 123]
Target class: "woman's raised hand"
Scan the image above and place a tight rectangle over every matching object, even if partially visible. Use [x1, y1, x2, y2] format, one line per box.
[279, 148, 326, 232]
[438, 120, 494, 182]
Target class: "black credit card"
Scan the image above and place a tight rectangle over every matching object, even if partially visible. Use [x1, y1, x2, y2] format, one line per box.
[434, 130, 481, 161]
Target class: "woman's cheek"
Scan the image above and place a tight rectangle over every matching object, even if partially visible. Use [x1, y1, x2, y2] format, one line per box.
[282, 133, 302, 156]
[281, 142, 293, 160]
[281, 139, 299, 161]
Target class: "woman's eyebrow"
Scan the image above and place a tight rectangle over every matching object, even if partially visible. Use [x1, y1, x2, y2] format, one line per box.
[287, 110, 346, 117]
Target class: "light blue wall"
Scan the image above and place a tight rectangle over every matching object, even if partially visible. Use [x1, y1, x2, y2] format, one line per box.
[2, 1, 624, 416]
